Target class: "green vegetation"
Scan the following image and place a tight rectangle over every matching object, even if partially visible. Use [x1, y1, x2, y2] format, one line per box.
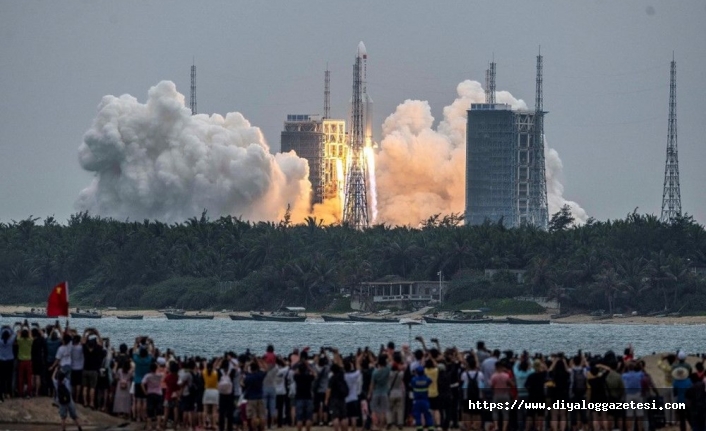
[1, 207, 705, 313]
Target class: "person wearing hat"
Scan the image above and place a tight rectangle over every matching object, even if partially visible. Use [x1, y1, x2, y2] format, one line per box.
[658, 353, 677, 424]
[410, 366, 433, 431]
[672, 353, 692, 431]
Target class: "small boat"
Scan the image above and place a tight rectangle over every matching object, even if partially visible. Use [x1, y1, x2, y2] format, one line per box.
[116, 315, 144, 320]
[348, 314, 399, 323]
[250, 307, 307, 322]
[550, 312, 572, 319]
[592, 314, 612, 321]
[321, 314, 351, 322]
[506, 317, 550, 325]
[3, 309, 50, 319]
[424, 309, 494, 324]
[165, 312, 214, 320]
[229, 314, 254, 321]
[71, 309, 102, 319]
[399, 318, 423, 326]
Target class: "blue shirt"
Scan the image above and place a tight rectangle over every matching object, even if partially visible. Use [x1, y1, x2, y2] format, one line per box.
[46, 338, 62, 363]
[0, 331, 17, 361]
[132, 353, 152, 383]
[622, 371, 644, 395]
[244, 371, 266, 400]
[411, 374, 432, 401]
[673, 377, 692, 403]
[513, 363, 532, 398]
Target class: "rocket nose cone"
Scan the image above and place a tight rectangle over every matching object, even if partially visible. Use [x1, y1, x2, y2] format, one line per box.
[357, 41, 367, 57]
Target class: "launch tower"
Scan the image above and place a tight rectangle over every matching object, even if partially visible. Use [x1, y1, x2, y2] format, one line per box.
[190, 61, 197, 115]
[660, 55, 681, 223]
[465, 57, 549, 229]
[343, 42, 372, 229]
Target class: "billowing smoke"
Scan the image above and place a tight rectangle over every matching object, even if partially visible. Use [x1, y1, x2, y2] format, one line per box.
[76, 81, 311, 223]
[375, 80, 587, 226]
[545, 140, 588, 223]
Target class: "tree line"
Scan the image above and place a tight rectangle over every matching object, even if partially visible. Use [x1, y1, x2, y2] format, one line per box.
[1, 206, 705, 314]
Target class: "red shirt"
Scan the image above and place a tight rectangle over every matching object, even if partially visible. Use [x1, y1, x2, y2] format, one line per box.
[264, 352, 276, 366]
[490, 371, 512, 398]
[164, 373, 180, 400]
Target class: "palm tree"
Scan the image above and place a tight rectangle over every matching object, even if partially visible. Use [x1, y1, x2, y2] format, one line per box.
[593, 267, 622, 315]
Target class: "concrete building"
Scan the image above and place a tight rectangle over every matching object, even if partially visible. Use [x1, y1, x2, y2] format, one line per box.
[280, 115, 348, 208]
[465, 103, 547, 228]
[351, 280, 447, 311]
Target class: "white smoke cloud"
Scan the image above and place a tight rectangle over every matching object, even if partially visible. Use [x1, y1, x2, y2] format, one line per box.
[76, 81, 311, 222]
[545, 140, 588, 224]
[375, 79, 586, 226]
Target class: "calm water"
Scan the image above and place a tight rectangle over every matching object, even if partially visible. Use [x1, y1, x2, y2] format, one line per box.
[3, 317, 704, 358]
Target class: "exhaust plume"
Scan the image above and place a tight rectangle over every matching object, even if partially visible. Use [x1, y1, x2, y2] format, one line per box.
[76, 81, 311, 223]
[375, 80, 587, 226]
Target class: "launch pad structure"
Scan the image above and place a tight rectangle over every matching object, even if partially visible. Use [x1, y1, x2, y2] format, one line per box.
[280, 66, 349, 209]
[342, 42, 373, 229]
[465, 54, 549, 229]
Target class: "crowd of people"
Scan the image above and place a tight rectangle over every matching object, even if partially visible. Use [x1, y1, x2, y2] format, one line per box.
[1, 320, 706, 431]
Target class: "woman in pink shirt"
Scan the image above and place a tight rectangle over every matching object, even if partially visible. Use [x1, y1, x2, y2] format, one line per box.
[490, 361, 515, 431]
[141, 363, 164, 431]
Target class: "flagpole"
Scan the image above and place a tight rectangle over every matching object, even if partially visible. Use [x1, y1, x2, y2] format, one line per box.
[66, 281, 69, 331]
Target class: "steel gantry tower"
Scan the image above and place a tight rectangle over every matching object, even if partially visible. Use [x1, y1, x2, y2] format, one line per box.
[343, 42, 371, 229]
[660, 55, 681, 223]
[324, 66, 331, 119]
[190, 61, 197, 115]
[529, 49, 549, 229]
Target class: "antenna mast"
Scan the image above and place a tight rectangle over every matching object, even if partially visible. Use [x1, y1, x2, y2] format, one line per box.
[660, 54, 681, 222]
[190, 60, 197, 115]
[324, 66, 331, 119]
[488, 56, 497, 104]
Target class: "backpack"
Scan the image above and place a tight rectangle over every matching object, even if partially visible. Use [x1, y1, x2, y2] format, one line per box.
[572, 368, 587, 397]
[58, 382, 72, 405]
[191, 371, 205, 396]
[465, 371, 480, 401]
[218, 370, 233, 395]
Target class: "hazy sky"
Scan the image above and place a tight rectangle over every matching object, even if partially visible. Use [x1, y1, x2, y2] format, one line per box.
[1, 1, 704, 224]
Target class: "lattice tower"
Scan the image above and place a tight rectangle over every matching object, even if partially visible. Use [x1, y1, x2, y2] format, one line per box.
[343, 50, 370, 229]
[488, 61, 497, 104]
[530, 50, 549, 229]
[324, 67, 331, 119]
[660, 56, 681, 222]
[190, 62, 197, 115]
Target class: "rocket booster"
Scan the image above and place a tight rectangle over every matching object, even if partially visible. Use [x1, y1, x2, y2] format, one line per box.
[353, 41, 374, 147]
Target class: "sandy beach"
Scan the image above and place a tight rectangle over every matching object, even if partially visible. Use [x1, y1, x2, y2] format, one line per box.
[2, 305, 706, 325]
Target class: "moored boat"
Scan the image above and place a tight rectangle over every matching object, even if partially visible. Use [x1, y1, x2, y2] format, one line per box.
[348, 314, 399, 323]
[116, 315, 143, 320]
[321, 314, 351, 322]
[71, 309, 102, 319]
[250, 307, 307, 322]
[165, 312, 214, 320]
[424, 315, 495, 324]
[424, 309, 495, 324]
[506, 317, 550, 325]
[229, 314, 254, 321]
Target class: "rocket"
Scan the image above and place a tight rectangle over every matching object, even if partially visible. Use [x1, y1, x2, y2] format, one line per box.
[355, 41, 374, 148]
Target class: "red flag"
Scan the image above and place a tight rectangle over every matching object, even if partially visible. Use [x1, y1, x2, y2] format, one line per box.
[47, 282, 69, 317]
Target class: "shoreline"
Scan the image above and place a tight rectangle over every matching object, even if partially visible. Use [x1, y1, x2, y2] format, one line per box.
[1, 305, 705, 325]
